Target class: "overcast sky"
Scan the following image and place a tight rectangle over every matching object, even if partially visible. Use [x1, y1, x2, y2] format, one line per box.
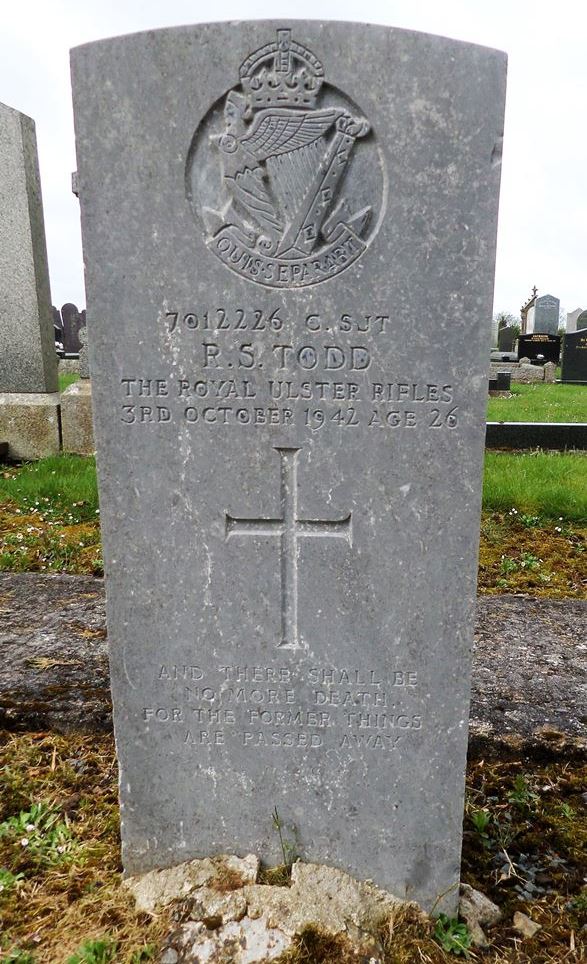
[1, 0, 585, 318]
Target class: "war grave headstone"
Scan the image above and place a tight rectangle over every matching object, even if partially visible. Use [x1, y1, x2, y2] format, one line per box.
[561, 329, 587, 384]
[517, 332, 560, 365]
[71, 21, 506, 913]
[0, 101, 60, 459]
[497, 325, 517, 353]
[532, 293, 560, 335]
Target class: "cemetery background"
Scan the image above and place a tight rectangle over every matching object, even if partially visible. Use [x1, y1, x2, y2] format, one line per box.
[0, 5, 586, 964]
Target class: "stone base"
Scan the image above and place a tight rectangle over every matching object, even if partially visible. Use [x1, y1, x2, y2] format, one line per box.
[58, 356, 80, 376]
[61, 379, 94, 456]
[0, 392, 61, 460]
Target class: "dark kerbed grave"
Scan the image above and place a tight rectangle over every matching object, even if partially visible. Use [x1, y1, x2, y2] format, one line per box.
[1, 573, 585, 759]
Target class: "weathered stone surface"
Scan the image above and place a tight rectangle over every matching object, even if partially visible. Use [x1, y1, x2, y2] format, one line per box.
[0, 102, 58, 394]
[134, 858, 411, 963]
[58, 358, 81, 376]
[71, 20, 506, 913]
[0, 392, 60, 459]
[78, 326, 90, 378]
[61, 379, 95, 455]
[0, 573, 110, 732]
[1, 574, 585, 759]
[126, 853, 260, 915]
[459, 883, 501, 947]
[512, 363, 546, 383]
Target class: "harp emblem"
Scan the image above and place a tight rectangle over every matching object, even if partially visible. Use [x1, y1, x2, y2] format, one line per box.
[189, 29, 381, 288]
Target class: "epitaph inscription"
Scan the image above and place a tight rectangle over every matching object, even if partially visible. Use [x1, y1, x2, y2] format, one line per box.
[72, 21, 506, 913]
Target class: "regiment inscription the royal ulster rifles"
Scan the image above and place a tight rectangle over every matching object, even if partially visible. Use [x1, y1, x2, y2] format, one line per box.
[71, 21, 506, 913]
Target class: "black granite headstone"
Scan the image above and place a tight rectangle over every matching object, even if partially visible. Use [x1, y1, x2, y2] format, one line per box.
[497, 326, 516, 352]
[60, 302, 83, 353]
[561, 329, 587, 384]
[517, 333, 560, 364]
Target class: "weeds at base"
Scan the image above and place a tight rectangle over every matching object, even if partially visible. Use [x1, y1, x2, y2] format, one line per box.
[1, 732, 585, 963]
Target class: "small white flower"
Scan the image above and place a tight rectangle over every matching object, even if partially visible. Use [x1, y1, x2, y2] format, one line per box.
[20, 837, 29, 847]
[25, 823, 35, 832]
[555, 526, 562, 532]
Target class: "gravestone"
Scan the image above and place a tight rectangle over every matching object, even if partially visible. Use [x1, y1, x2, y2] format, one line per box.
[566, 308, 584, 335]
[71, 21, 506, 913]
[497, 325, 516, 352]
[0, 102, 58, 394]
[577, 310, 587, 330]
[61, 325, 95, 455]
[0, 101, 60, 459]
[60, 302, 84, 353]
[561, 329, 587, 384]
[517, 333, 560, 365]
[532, 294, 560, 335]
[52, 306, 64, 350]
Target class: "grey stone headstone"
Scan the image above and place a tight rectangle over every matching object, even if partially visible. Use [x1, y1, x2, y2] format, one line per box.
[497, 325, 516, 352]
[60, 302, 84, 353]
[565, 308, 584, 335]
[577, 310, 587, 330]
[78, 325, 90, 378]
[71, 21, 506, 913]
[0, 102, 58, 393]
[533, 294, 560, 335]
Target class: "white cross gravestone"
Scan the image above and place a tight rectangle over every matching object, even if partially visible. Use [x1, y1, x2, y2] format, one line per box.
[71, 21, 506, 912]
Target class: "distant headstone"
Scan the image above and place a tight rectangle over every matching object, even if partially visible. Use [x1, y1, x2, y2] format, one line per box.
[497, 326, 516, 352]
[566, 308, 584, 335]
[71, 21, 506, 913]
[78, 325, 90, 378]
[60, 302, 84, 353]
[0, 101, 58, 393]
[517, 333, 560, 364]
[532, 294, 560, 335]
[577, 310, 587, 330]
[561, 329, 587, 384]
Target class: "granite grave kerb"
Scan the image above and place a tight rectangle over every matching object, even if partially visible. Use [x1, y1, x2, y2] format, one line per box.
[71, 21, 506, 914]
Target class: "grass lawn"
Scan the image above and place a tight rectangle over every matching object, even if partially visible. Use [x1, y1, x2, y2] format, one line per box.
[487, 382, 586, 423]
[0, 453, 585, 595]
[483, 451, 587, 521]
[59, 373, 80, 392]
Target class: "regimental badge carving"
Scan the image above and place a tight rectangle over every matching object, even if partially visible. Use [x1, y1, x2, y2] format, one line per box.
[187, 29, 385, 288]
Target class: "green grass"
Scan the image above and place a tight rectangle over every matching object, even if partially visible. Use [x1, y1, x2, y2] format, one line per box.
[2, 451, 586, 526]
[487, 382, 586, 423]
[0, 456, 98, 524]
[483, 451, 587, 521]
[59, 373, 80, 392]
